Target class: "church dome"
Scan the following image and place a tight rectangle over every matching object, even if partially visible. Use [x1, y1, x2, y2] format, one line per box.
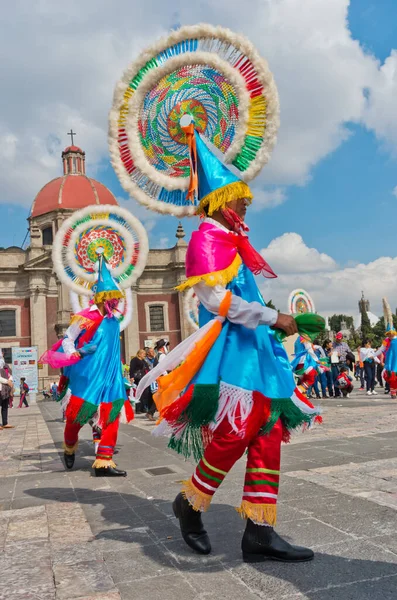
[30, 144, 118, 218]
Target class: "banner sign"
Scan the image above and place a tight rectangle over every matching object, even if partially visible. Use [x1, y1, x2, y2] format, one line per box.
[11, 346, 39, 393]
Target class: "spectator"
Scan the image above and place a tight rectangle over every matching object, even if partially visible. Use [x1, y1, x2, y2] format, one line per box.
[359, 340, 378, 396]
[51, 381, 58, 401]
[0, 362, 14, 429]
[313, 339, 328, 398]
[129, 349, 148, 413]
[331, 332, 352, 397]
[322, 339, 334, 397]
[335, 366, 354, 398]
[18, 377, 29, 408]
[154, 339, 170, 371]
[142, 347, 157, 421]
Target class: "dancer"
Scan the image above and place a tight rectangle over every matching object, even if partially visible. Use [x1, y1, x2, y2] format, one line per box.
[40, 204, 149, 475]
[113, 25, 323, 562]
[376, 298, 397, 399]
[291, 335, 328, 398]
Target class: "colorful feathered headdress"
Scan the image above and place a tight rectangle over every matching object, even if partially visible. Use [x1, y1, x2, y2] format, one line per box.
[109, 24, 279, 217]
[382, 297, 397, 337]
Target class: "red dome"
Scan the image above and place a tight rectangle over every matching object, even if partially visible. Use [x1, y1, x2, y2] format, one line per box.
[31, 175, 118, 218]
[63, 145, 84, 153]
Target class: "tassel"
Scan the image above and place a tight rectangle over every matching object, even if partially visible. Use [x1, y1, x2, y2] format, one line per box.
[237, 501, 277, 526]
[197, 181, 253, 216]
[182, 478, 212, 512]
[92, 458, 117, 469]
[182, 123, 198, 202]
[63, 441, 78, 455]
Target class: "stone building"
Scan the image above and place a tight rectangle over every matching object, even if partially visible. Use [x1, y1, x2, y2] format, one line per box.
[0, 145, 191, 388]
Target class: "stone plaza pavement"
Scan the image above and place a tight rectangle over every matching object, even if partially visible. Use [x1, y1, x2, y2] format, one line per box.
[1, 389, 397, 600]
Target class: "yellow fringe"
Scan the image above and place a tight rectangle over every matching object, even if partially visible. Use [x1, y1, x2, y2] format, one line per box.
[92, 458, 117, 469]
[94, 290, 124, 304]
[182, 478, 212, 512]
[63, 441, 78, 455]
[175, 254, 242, 292]
[196, 181, 253, 216]
[237, 501, 277, 526]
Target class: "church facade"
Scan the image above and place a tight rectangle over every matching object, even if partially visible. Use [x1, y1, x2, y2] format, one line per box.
[0, 145, 193, 388]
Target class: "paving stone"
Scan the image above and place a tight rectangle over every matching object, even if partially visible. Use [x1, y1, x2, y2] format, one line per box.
[54, 560, 117, 600]
[103, 543, 176, 583]
[116, 575, 197, 600]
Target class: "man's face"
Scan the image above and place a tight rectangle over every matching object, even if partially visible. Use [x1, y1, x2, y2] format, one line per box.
[148, 348, 155, 358]
[227, 197, 249, 220]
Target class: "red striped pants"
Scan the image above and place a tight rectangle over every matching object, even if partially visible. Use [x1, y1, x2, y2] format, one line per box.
[183, 414, 282, 526]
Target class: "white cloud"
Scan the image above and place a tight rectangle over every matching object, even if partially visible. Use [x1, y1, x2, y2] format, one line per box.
[392, 186, 397, 198]
[362, 50, 397, 155]
[260, 233, 397, 316]
[251, 187, 287, 210]
[0, 0, 396, 211]
[262, 233, 337, 273]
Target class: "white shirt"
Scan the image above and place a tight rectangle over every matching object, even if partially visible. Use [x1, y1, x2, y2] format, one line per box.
[359, 347, 380, 363]
[192, 219, 278, 329]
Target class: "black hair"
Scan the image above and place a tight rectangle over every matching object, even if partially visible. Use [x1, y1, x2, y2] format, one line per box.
[322, 339, 331, 349]
[340, 366, 348, 373]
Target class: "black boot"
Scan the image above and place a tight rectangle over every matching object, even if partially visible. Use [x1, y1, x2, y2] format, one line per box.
[242, 519, 314, 563]
[64, 452, 75, 470]
[172, 492, 211, 555]
[95, 465, 127, 477]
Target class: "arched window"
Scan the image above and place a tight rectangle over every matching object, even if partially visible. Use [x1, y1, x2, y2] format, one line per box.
[149, 305, 165, 332]
[0, 310, 16, 337]
[42, 226, 53, 245]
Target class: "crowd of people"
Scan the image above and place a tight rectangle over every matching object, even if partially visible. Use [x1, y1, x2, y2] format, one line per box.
[304, 333, 391, 400]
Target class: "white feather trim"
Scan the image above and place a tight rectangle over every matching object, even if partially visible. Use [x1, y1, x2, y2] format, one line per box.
[184, 288, 199, 331]
[52, 204, 149, 294]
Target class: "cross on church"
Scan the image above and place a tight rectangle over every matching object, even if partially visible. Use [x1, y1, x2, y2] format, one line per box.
[67, 129, 76, 146]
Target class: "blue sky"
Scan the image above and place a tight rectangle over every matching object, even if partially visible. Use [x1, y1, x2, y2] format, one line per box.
[1, 0, 395, 264]
[1, 0, 397, 315]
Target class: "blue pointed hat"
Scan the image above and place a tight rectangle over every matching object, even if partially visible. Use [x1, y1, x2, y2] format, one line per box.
[94, 255, 123, 304]
[183, 122, 253, 215]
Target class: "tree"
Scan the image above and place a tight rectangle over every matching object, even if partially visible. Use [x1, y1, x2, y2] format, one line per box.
[329, 314, 354, 333]
[266, 299, 277, 311]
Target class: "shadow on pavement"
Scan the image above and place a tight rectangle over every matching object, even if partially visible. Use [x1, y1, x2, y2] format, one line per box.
[25, 486, 397, 597]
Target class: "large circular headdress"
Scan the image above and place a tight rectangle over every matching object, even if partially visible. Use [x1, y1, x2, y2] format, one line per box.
[109, 24, 279, 216]
[52, 204, 149, 296]
[70, 288, 133, 331]
[184, 288, 200, 331]
[288, 289, 315, 315]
